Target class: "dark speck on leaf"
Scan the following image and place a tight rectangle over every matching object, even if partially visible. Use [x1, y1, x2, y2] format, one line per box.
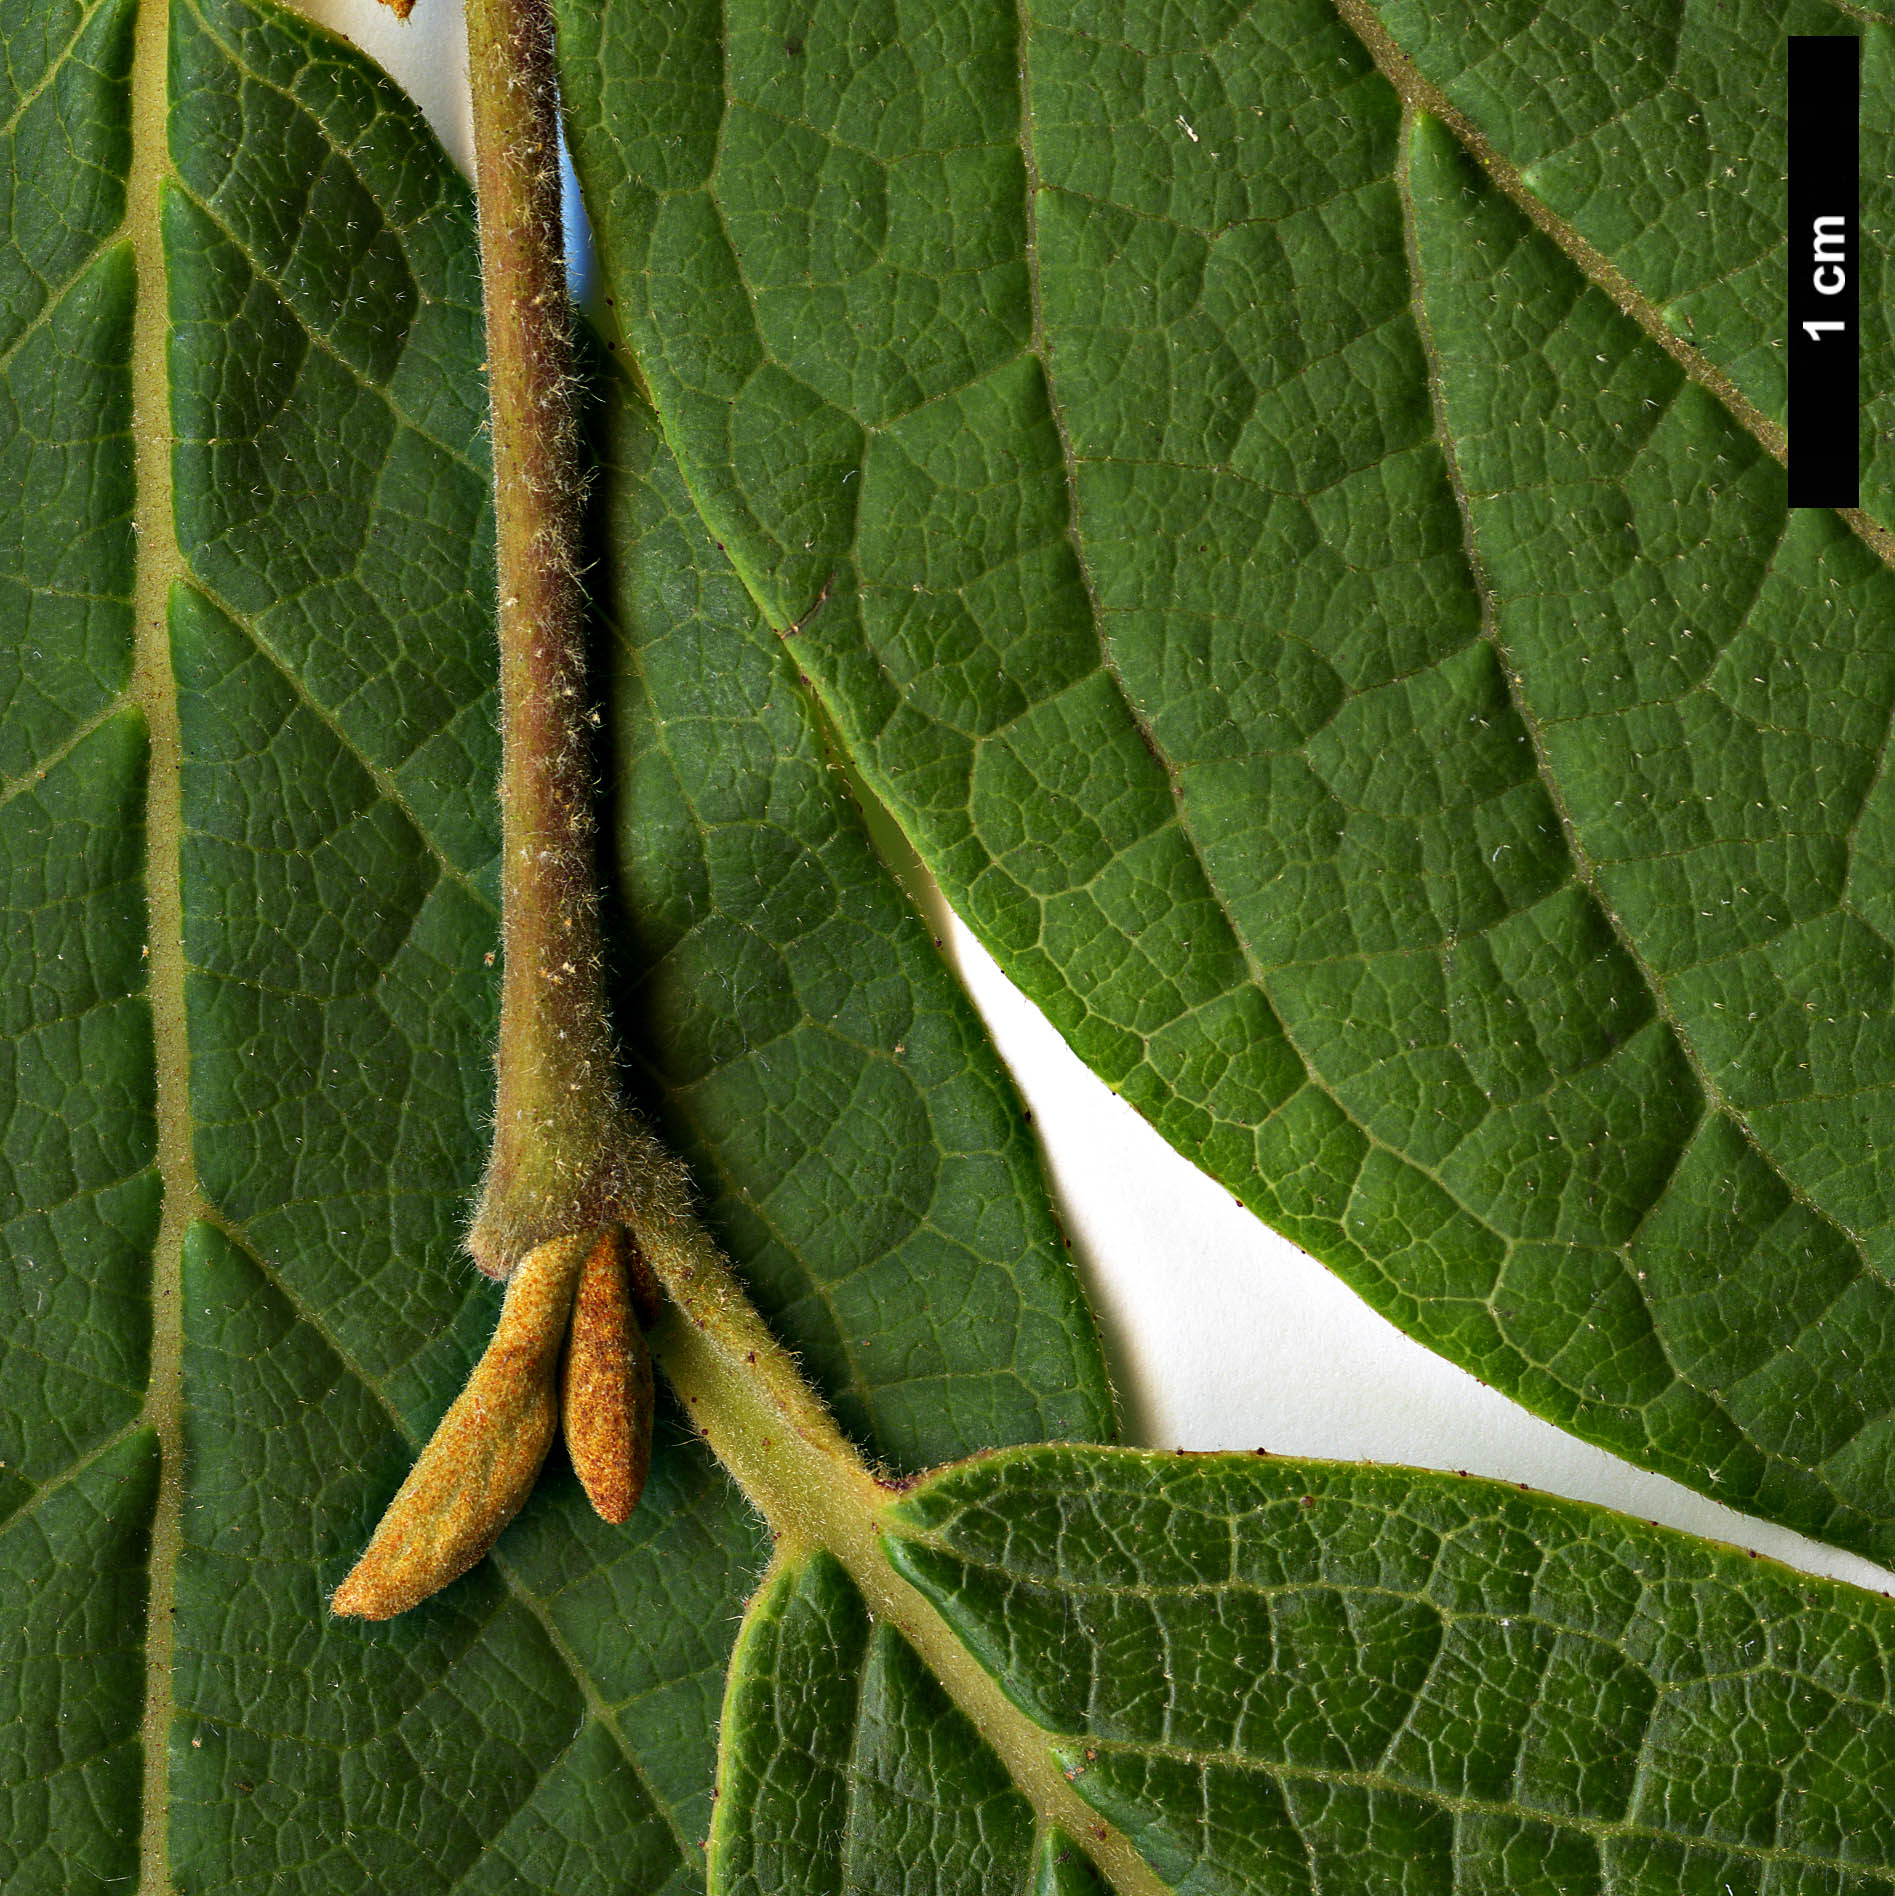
[785, 32, 804, 56]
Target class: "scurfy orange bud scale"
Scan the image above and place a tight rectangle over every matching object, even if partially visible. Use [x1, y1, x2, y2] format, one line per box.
[561, 1229, 655, 1525]
[331, 1232, 590, 1620]
[332, 1225, 662, 1618]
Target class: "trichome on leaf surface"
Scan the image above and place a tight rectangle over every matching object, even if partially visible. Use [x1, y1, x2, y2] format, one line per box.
[8, 0, 1895, 1889]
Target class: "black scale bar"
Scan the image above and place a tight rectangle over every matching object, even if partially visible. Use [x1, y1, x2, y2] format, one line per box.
[1788, 34, 1860, 509]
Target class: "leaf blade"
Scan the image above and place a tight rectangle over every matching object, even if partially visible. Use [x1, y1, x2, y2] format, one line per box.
[883, 1446, 1895, 1893]
[1401, 107, 1895, 1551]
[171, 1218, 722, 1892]
[113, 0, 1119, 1883]
[0, 0, 156, 1880]
[1359, 0, 1893, 526]
[0, 1429, 158, 1891]
[591, 353, 1116, 1467]
[559, 0, 1895, 1560]
[709, 1442, 1895, 1894]
[709, 1549, 1044, 1896]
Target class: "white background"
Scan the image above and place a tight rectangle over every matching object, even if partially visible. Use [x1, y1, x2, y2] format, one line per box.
[296, 0, 1894, 1598]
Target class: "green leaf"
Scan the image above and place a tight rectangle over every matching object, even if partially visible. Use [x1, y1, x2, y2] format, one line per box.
[17, 0, 1895, 1884]
[714, 1449, 1895, 1895]
[1359, 0, 1893, 518]
[589, 348, 1114, 1466]
[0, 0, 153, 1878]
[557, 0, 1895, 1563]
[2, 0, 1110, 1881]
[709, 1550, 1044, 1896]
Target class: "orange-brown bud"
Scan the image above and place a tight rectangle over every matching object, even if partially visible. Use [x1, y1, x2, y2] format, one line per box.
[331, 1231, 589, 1619]
[560, 1228, 655, 1525]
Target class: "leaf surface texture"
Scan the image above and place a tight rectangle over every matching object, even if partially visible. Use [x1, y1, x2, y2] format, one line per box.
[711, 1449, 1895, 1894]
[8, 0, 1895, 1885]
[557, 0, 1895, 1562]
[2, 0, 1110, 1883]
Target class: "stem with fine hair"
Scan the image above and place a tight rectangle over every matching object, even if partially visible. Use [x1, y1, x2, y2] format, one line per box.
[336, 0, 686, 1617]
[461, 0, 675, 1273]
[326, 52, 1138, 1896]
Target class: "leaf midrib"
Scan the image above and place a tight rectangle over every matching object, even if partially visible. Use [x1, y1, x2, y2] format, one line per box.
[649, 1297, 1171, 1896]
[129, 0, 193, 1886]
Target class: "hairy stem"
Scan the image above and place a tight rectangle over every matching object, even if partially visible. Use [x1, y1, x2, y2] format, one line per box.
[639, 1195, 1166, 1896]
[339, 0, 697, 1616]
[461, 0, 668, 1272]
[344, 20, 1156, 1880]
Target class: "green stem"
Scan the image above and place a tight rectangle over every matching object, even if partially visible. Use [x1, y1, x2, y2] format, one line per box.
[640, 1217, 1168, 1896]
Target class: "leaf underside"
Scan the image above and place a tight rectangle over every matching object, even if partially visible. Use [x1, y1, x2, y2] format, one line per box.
[559, 0, 1895, 1567]
[723, 1449, 1895, 1896]
[5, 0, 1110, 1884]
[6, 0, 1895, 1888]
